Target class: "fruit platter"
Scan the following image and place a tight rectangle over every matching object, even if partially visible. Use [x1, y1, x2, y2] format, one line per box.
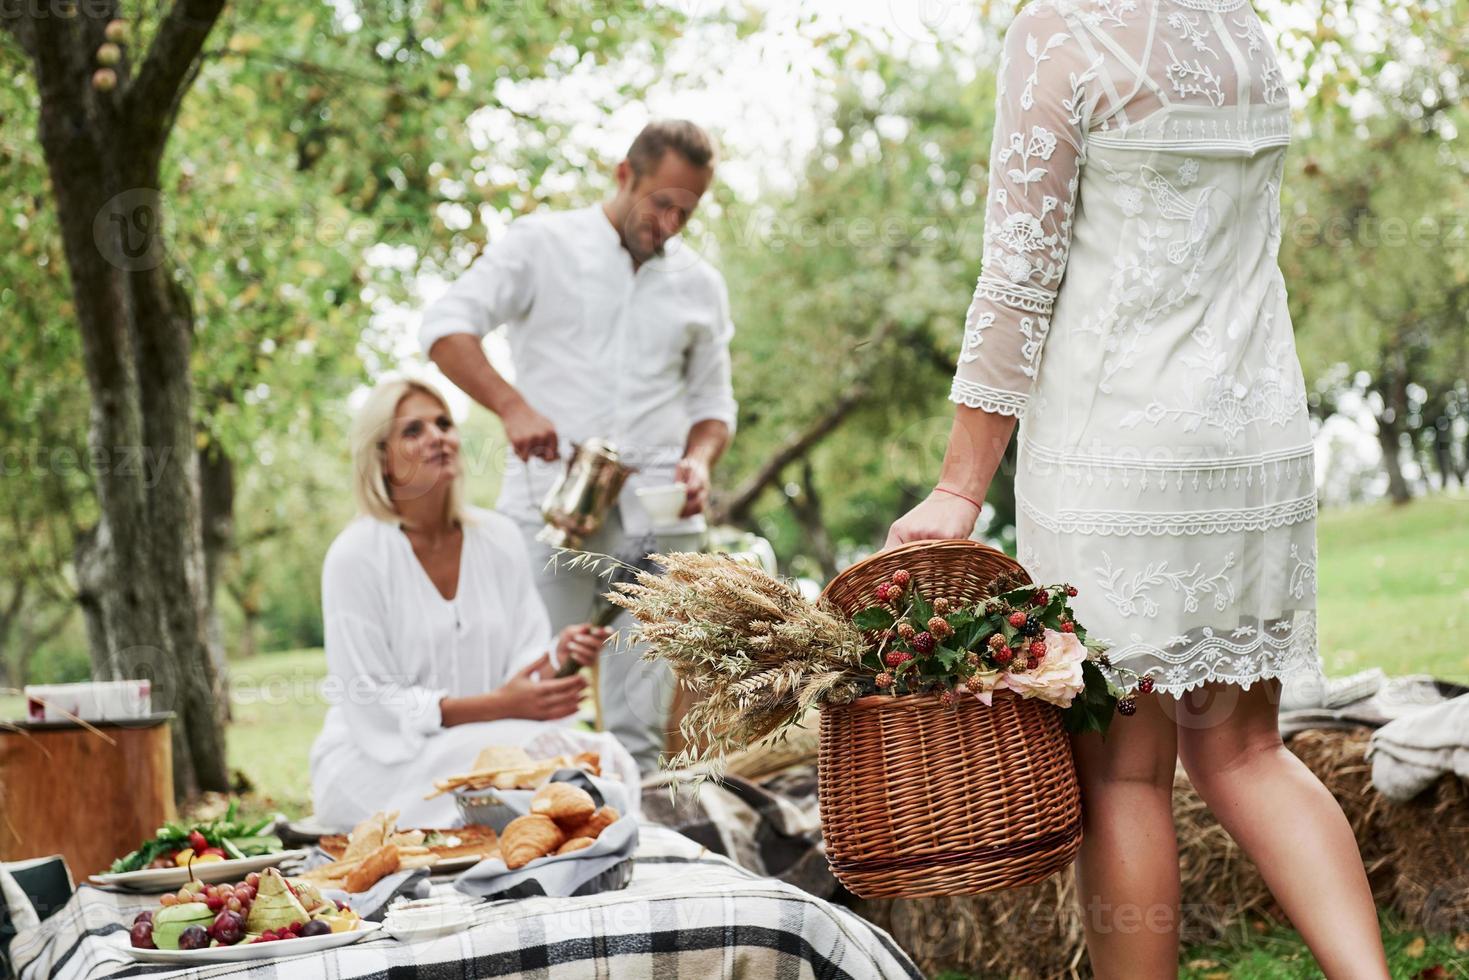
[91, 802, 307, 891]
[122, 867, 380, 964]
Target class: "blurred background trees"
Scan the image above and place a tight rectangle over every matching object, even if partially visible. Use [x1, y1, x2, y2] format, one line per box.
[1, 0, 1465, 706]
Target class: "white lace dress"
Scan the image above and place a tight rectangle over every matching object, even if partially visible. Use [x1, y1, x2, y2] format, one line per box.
[952, 0, 1320, 695]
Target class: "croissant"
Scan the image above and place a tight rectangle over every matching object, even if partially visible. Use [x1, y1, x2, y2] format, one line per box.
[555, 837, 596, 856]
[530, 782, 596, 826]
[501, 814, 565, 870]
[563, 805, 619, 841]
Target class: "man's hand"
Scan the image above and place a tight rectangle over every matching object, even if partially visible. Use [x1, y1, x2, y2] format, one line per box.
[674, 456, 711, 518]
[502, 401, 559, 462]
[883, 490, 982, 551]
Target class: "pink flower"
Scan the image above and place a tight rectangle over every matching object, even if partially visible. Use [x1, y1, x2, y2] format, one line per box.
[966, 669, 1009, 707]
[1002, 629, 1087, 707]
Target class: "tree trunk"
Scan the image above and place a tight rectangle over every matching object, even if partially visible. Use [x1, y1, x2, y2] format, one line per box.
[15, 0, 230, 797]
[199, 445, 235, 719]
[1376, 418, 1412, 505]
[1372, 363, 1413, 505]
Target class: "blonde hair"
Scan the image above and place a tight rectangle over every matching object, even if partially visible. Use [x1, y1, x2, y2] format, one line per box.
[350, 377, 471, 526]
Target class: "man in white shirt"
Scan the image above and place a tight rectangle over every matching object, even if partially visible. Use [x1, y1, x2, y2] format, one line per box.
[420, 120, 737, 772]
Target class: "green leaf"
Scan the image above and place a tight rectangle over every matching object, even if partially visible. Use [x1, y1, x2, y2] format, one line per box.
[909, 587, 934, 625]
[852, 606, 895, 631]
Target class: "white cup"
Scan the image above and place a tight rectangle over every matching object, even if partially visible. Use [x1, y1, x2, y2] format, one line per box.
[634, 483, 688, 526]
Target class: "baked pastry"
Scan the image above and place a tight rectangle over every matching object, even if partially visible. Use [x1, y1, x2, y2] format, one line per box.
[530, 782, 596, 826]
[342, 843, 400, 892]
[563, 805, 619, 841]
[555, 837, 595, 856]
[501, 814, 565, 870]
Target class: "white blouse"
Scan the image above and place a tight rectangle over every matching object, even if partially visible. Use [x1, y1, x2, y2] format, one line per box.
[308, 508, 567, 827]
[953, 0, 1319, 695]
[419, 204, 739, 536]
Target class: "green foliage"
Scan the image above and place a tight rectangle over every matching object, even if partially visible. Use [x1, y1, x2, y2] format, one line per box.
[0, 1, 684, 671]
[714, 36, 1001, 560]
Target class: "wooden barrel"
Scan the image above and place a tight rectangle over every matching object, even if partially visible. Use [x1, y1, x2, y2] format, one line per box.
[0, 715, 175, 877]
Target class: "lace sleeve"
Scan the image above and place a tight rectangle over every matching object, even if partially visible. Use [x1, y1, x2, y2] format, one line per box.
[951, 3, 1101, 417]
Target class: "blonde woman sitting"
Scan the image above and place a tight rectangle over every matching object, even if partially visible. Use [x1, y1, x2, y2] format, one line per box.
[309, 378, 621, 830]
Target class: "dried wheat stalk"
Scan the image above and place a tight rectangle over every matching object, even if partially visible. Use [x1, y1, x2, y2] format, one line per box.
[599, 551, 866, 775]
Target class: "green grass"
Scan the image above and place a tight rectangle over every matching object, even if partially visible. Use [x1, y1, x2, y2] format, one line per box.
[224, 647, 329, 819]
[931, 920, 1469, 979]
[1178, 919, 1468, 979]
[1316, 492, 1469, 684]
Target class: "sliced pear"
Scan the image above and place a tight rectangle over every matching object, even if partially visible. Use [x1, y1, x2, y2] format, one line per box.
[245, 868, 310, 934]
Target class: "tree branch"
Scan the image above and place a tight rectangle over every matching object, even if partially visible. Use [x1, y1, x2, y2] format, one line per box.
[126, 0, 226, 166]
[710, 384, 870, 525]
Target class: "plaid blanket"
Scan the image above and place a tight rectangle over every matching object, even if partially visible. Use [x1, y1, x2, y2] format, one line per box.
[640, 766, 840, 901]
[10, 824, 919, 980]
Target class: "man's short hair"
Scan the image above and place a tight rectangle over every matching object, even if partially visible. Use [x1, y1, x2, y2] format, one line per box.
[626, 120, 716, 177]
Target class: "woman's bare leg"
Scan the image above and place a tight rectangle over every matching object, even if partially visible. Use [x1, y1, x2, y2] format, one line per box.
[1176, 680, 1389, 979]
[1071, 691, 1181, 979]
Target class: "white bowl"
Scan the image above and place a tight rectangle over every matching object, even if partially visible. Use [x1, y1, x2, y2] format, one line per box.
[635, 483, 688, 525]
[384, 902, 474, 943]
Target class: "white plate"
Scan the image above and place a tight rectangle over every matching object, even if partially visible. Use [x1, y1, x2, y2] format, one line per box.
[90, 851, 310, 892]
[121, 920, 382, 963]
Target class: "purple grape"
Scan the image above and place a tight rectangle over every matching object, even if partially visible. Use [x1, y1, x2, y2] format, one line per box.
[299, 919, 331, 938]
[129, 921, 155, 949]
[210, 910, 245, 945]
[177, 925, 210, 950]
[132, 910, 153, 927]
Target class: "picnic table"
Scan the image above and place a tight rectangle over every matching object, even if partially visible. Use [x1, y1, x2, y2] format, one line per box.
[10, 824, 920, 979]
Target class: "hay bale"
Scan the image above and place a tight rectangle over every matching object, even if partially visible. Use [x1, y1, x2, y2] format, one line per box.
[851, 728, 1469, 978]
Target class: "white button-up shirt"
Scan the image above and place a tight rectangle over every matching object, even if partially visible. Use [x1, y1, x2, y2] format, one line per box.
[420, 205, 738, 536]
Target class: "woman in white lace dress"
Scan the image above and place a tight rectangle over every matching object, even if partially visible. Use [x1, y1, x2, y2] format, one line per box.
[886, 1, 1388, 974]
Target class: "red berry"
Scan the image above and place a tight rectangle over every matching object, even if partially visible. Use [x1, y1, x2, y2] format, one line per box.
[876, 583, 894, 602]
[1029, 640, 1047, 658]
[1026, 657, 1039, 670]
[884, 650, 905, 668]
[1033, 590, 1049, 606]
[939, 691, 956, 708]
[1008, 611, 1027, 628]
[1060, 621, 1075, 633]
[994, 648, 1014, 666]
[1117, 697, 1138, 716]
[911, 631, 935, 655]
[891, 570, 911, 589]
[1138, 676, 1155, 695]
[1066, 585, 1079, 597]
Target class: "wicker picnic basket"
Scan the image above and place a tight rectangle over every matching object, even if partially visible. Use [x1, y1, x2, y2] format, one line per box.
[817, 539, 1083, 899]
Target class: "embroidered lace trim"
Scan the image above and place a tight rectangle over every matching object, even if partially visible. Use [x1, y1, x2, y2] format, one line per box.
[1021, 440, 1313, 472]
[1171, 0, 1249, 12]
[973, 277, 1055, 315]
[950, 378, 1030, 416]
[1102, 611, 1320, 696]
[1019, 491, 1317, 535]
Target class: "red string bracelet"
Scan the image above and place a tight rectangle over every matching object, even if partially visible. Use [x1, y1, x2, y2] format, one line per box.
[934, 485, 982, 509]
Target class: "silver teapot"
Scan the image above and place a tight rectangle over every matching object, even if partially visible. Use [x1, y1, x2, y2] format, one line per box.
[537, 438, 638, 549]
